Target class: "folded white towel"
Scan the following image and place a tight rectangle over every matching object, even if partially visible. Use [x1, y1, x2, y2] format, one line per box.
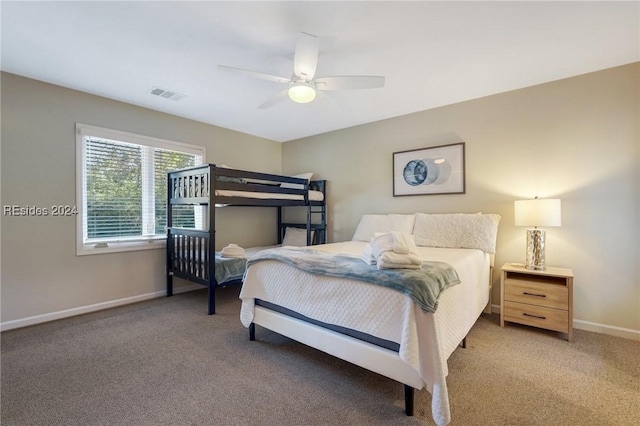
[367, 232, 423, 269]
[370, 233, 394, 258]
[391, 231, 417, 255]
[377, 251, 422, 270]
[221, 243, 246, 258]
[360, 244, 376, 265]
[377, 260, 421, 270]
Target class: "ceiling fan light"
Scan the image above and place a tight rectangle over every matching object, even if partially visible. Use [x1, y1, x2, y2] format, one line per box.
[288, 83, 316, 103]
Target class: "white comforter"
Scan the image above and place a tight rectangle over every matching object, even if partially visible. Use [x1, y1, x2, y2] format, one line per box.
[239, 241, 490, 426]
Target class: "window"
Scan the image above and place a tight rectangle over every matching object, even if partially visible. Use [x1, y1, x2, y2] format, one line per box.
[76, 124, 205, 255]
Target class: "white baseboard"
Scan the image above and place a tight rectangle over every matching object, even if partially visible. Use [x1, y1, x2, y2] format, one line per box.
[572, 319, 640, 341]
[490, 304, 640, 341]
[0, 284, 203, 332]
[4, 294, 638, 342]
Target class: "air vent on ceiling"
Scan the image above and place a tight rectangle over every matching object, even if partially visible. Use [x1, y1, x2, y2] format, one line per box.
[149, 86, 186, 101]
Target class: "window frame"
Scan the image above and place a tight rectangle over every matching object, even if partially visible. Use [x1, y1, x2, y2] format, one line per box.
[75, 123, 205, 256]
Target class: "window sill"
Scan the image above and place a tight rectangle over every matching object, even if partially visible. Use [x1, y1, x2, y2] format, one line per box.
[76, 239, 166, 256]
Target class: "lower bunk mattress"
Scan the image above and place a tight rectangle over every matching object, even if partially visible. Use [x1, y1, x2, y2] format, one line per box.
[213, 254, 246, 284]
[239, 241, 491, 426]
[191, 246, 278, 286]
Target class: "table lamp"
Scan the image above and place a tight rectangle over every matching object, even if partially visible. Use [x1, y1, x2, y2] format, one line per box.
[514, 198, 561, 271]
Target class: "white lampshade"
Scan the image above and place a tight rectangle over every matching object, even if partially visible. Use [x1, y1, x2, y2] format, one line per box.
[288, 82, 316, 103]
[514, 198, 561, 227]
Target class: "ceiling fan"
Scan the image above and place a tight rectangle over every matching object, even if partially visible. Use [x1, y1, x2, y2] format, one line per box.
[218, 32, 385, 108]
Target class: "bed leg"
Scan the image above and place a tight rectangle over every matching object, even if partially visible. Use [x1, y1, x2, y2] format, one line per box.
[249, 323, 255, 341]
[460, 337, 467, 348]
[404, 384, 414, 416]
[207, 286, 216, 315]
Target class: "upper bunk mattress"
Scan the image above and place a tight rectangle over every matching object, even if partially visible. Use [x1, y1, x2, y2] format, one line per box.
[214, 189, 324, 201]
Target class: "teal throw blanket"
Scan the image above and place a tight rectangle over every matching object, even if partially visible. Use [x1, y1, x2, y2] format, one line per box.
[214, 253, 247, 284]
[246, 247, 461, 313]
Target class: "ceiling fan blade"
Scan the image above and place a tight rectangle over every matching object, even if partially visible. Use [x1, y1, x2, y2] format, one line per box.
[258, 89, 290, 109]
[218, 65, 290, 84]
[293, 32, 319, 81]
[315, 76, 385, 91]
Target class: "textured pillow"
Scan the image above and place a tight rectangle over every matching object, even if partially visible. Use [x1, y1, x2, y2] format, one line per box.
[280, 172, 313, 190]
[352, 214, 416, 242]
[282, 227, 314, 246]
[413, 213, 501, 253]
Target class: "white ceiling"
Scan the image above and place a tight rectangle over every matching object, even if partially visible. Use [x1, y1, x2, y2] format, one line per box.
[2, 1, 638, 142]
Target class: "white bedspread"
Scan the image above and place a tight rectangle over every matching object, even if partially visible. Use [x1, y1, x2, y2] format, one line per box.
[239, 241, 490, 426]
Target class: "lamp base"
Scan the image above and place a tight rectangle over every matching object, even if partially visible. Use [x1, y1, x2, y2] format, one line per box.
[525, 229, 546, 271]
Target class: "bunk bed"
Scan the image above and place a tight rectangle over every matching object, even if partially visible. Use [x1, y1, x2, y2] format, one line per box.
[166, 164, 326, 314]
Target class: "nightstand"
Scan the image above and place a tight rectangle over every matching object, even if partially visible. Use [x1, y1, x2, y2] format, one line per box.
[500, 263, 574, 342]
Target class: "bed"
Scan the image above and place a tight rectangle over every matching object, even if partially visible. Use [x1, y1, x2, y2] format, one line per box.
[166, 164, 327, 314]
[239, 213, 500, 426]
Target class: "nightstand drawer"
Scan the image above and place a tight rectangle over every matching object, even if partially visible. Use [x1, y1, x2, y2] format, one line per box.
[504, 279, 568, 310]
[504, 301, 568, 333]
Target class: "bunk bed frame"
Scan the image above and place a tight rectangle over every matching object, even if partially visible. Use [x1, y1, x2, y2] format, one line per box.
[166, 164, 326, 314]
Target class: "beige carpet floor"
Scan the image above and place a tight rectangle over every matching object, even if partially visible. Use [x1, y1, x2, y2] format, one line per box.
[2, 286, 639, 425]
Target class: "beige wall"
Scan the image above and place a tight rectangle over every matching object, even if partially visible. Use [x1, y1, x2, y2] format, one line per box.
[282, 63, 640, 337]
[1, 72, 282, 324]
[2, 65, 638, 338]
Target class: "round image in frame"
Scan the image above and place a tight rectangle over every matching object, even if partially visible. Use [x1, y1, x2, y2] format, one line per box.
[403, 160, 427, 186]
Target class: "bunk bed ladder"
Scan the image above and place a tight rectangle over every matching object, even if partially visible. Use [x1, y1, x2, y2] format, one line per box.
[277, 180, 327, 246]
[310, 180, 327, 245]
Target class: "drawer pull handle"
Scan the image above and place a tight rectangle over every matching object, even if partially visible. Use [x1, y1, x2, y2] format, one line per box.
[523, 292, 546, 298]
[523, 313, 546, 320]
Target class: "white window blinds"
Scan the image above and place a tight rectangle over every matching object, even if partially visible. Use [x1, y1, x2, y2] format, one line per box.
[76, 124, 204, 255]
[85, 138, 143, 240]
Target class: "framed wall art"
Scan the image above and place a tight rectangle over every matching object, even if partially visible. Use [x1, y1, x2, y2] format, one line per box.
[393, 142, 465, 196]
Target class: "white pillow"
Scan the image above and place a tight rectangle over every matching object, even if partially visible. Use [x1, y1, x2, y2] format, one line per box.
[412, 213, 501, 254]
[282, 227, 314, 246]
[352, 214, 416, 242]
[280, 172, 313, 190]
